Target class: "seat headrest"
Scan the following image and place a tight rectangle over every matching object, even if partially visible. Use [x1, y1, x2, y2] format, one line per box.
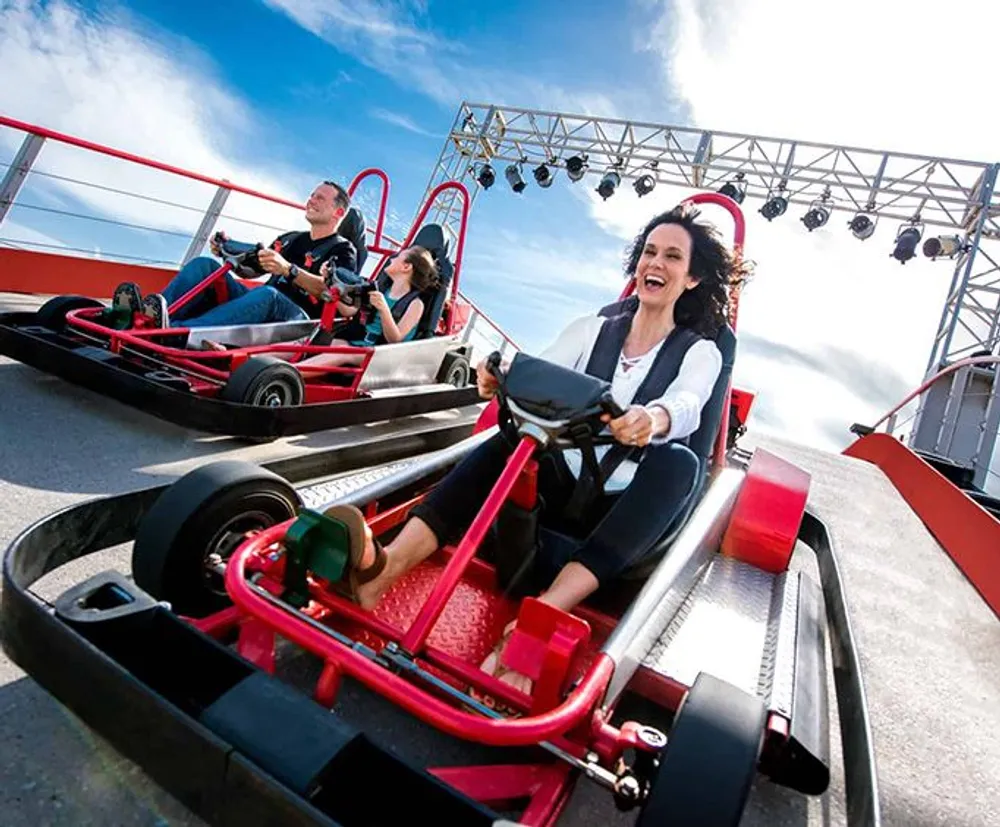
[339, 207, 368, 273]
[410, 224, 449, 260]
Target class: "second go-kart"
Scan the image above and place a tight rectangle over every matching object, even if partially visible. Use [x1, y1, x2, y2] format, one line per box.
[0, 177, 481, 440]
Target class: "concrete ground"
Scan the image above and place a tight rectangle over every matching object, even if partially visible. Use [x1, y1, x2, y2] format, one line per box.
[1, 292, 997, 826]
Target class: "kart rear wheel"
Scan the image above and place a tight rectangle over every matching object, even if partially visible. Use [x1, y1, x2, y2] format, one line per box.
[220, 355, 305, 407]
[635, 672, 766, 827]
[437, 352, 471, 387]
[132, 460, 300, 617]
[36, 295, 104, 332]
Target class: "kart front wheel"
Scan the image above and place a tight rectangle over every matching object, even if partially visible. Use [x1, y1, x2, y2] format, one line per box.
[635, 672, 766, 827]
[220, 355, 305, 407]
[36, 295, 104, 332]
[132, 460, 300, 617]
[437, 352, 471, 387]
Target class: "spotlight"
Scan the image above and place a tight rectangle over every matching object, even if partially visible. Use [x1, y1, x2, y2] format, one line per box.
[718, 174, 747, 204]
[890, 225, 922, 264]
[848, 213, 876, 240]
[802, 204, 830, 231]
[475, 163, 495, 190]
[505, 163, 526, 194]
[596, 169, 620, 200]
[759, 195, 787, 221]
[634, 174, 656, 197]
[533, 164, 554, 188]
[923, 234, 965, 260]
[566, 155, 588, 182]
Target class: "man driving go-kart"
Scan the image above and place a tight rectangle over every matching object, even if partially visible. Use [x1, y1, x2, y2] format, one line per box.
[323, 203, 751, 695]
[110, 180, 360, 330]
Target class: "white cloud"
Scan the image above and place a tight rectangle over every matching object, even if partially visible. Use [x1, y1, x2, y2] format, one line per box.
[0, 220, 74, 253]
[369, 108, 439, 137]
[595, 0, 1000, 459]
[0, 1, 325, 253]
[261, 0, 624, 118]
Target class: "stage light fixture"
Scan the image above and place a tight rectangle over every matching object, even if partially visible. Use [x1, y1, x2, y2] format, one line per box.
[533, 164, 554, 188]
[890, 225, 923, 264]
[566, 155, 588, 182]
[923, 234, 965, 260]
[597, 169, 620, 200]
[760, 195, 787, 221]
[802, 204, 830, 231]
[475, 163, 495, 190]
[718, 173, 747, 204]
[848, 213, 876, 240]
[505, 163, 526, 194]
[634, 174, 656, 197]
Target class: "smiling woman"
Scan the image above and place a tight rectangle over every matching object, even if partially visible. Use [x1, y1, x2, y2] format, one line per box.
[322, 202, 750, 694]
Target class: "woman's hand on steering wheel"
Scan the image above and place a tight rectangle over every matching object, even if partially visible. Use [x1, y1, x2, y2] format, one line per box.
[475, 358, 500, 399]
[602, 404, 661, 447]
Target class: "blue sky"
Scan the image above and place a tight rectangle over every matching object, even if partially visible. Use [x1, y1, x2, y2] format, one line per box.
[2, 0, 999, 487]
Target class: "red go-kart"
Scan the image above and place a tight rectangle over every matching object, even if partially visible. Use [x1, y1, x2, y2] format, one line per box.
[116, 197, 833, 826]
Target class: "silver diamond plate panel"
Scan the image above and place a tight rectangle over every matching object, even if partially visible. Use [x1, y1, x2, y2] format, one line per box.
[758, 572, 799, 718]
[297, 460, 414, 510]
[642, 556, 777, 697]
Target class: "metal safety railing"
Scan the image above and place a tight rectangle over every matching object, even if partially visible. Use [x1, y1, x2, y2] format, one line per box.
[852, 354, 1000, 488]
[0, 113, 517, 358]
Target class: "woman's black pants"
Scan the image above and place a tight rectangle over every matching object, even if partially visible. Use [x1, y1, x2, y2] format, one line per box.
[409, 432, 700, 587]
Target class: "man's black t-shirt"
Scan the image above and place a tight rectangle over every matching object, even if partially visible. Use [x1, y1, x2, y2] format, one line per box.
[266, 230, 358, 318]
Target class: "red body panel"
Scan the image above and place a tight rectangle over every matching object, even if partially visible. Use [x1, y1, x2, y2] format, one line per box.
[721, 448, 811, 573]
[845, 432, 1000, 618]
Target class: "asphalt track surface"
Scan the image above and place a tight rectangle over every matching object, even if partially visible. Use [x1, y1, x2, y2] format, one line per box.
[1, 292, 998, 826]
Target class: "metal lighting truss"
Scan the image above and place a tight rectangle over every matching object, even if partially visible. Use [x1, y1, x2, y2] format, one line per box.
[418, 102, 1000, 483]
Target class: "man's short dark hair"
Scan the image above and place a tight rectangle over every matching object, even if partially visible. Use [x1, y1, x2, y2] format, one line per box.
[323, 180, 350, 212]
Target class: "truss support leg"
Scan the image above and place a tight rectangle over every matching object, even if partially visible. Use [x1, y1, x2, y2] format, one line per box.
[0, 133, 45, 228]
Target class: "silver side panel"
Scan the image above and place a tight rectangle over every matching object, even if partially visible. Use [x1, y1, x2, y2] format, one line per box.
[761, 571, 800, 718]
[297, 427, 496, 513]
[642, 557, 777, 698]
[297, 460, 419, 510]
[184, 320, 319, 349]
[358, 334, 463, 391]
[600, 467, 745, 706]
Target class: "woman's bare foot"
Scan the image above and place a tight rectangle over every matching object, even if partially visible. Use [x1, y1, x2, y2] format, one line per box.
[479, 621, 533, 695]
[352, 516, 439, 611]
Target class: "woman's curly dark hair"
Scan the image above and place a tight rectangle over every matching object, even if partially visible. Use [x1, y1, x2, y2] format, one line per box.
[623, 203, 753, 337]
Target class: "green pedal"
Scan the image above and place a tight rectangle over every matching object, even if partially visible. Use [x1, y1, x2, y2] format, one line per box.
[282, 509, 351, 607]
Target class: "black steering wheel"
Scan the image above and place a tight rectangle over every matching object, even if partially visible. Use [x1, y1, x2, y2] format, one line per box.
[485, 351, 626, 448]
[214, 234, 266, 277]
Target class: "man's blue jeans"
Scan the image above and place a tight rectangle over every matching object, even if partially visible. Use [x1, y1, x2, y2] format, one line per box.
[161, 257, 310, 328]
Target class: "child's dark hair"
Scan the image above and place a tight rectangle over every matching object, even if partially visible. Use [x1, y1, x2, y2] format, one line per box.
[405, 246, 440, 292]
[623, 203, 753, 336]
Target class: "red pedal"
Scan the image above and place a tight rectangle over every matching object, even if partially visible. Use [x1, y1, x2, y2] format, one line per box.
[721, 448, 810, 573]
[500, 598, 590, 714]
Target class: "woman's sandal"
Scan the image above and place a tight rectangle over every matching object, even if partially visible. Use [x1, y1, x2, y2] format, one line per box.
[323, 504, 387, 604]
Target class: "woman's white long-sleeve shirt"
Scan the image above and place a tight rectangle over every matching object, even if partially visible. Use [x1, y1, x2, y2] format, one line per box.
[536, 314, 722, 492]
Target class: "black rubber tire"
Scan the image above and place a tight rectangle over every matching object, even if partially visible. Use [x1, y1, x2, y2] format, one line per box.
[219, 355, 305, 408]
[436, 352, 471, 387]
[36, 295, 104, 332]
[132, 460, 300, 617]
[636, 672, 766, 827]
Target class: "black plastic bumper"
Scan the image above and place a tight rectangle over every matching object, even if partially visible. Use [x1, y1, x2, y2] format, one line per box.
[0, 312, 482, 439]
[0, 435, 500, 827]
